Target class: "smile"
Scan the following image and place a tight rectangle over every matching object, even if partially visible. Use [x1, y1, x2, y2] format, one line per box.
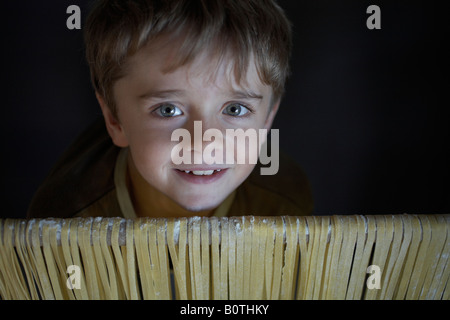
[179, 169, 222, 176]
[174, 168, 228, 184]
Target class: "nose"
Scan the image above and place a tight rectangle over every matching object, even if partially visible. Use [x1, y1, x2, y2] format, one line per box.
[180, 117, 225, 165]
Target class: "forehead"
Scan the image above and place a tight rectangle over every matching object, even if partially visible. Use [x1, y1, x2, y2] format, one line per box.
[119, 38, 272, 96]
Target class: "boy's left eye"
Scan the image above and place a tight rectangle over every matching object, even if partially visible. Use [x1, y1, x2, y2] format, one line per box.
[222, 103, 250, 117]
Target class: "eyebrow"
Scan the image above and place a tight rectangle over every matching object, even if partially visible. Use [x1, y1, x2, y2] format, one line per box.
[138, 89, 185, 100]
[231, 89, 264, 101]
[138, 89, 264, 101]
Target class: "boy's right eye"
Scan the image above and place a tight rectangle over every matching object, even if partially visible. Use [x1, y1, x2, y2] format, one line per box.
[153, 103, 183, 117]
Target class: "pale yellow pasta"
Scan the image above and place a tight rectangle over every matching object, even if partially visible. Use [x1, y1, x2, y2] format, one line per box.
[31, 220, 54, 299]
[209, 217, 219, 299]
[0, 215, 448, 300]
[2, 220, 28, 299]
[295, 216, 308, 299]
[90, 218, 109, 299]
[406, 215, 432, 299]
[234, 217, 245, 299]
[110, 218, 130, 299]
[320, 216, 334, 299]
[249, 218, 266, 300]
[301, 216, 315, 299]
[156, 219, 171, 299]
[326, 215, 343, 299]
[346, 215, 367, 299]
[167, 218, 188, 299]
[280, 216, 299, 299]
[419, 215, 446, 299]
[188, 217, 202, 299]
[396, 214, 422, 299]
[267, 217, 281, 299]
[365, 215, 389, 300]
[311, 216, 328, 299]
[427, 215, 449, 299]
[227, 218, 236, 299]
[69, 218, 89, 299]
[100, 218, 120, 299]
[378, 215, 403, 299]
[219, 218, 229, 299]
[201, 218, 210, 299]
[242, 217, 253, 299]
[385, 214, 413, 299]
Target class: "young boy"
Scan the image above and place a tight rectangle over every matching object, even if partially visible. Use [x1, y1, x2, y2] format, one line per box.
[27, 0, 313, 219]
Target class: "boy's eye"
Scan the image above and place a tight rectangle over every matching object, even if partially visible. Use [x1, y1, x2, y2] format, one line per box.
[154, 103, 183, 117]
[223, 103, 250, 117]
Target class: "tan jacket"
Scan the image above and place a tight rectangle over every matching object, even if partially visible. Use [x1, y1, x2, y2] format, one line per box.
[27, 119, 313, 219]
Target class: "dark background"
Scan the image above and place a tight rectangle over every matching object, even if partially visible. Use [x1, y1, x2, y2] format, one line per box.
[1, 1, 448, 218]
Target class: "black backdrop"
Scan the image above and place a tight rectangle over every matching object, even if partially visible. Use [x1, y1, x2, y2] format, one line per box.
[1, 1, 448, 218]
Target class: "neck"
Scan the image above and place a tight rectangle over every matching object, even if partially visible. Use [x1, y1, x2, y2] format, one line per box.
[127, 155, 213, 218]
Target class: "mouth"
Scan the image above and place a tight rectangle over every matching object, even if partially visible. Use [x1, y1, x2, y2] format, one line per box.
[174, 168, 228, 184]
[176, 169, 223, 176]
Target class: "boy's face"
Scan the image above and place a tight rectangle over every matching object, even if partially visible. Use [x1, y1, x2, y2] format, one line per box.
[100, 42, 279, 214]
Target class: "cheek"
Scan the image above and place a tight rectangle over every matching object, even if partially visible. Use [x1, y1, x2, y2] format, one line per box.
[223, 129, 263, 165]
[126, 129, 175, 173]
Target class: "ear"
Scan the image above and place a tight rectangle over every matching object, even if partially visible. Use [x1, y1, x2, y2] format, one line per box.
[263, 99, 280, 130]
[96, 92, 129, 147]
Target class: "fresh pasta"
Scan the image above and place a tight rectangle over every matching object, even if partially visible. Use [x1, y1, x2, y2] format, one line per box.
[0, 215, 448, 300]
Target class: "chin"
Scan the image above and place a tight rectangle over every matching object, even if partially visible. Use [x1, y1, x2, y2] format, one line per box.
[180, 201, 221, 213]
[175, 195, 227, 213]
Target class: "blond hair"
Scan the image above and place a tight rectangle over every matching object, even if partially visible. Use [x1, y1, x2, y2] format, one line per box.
[84, 0, 292, 116]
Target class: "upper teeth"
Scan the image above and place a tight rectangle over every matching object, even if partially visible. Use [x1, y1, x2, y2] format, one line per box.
[183, 169, 221, 175]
